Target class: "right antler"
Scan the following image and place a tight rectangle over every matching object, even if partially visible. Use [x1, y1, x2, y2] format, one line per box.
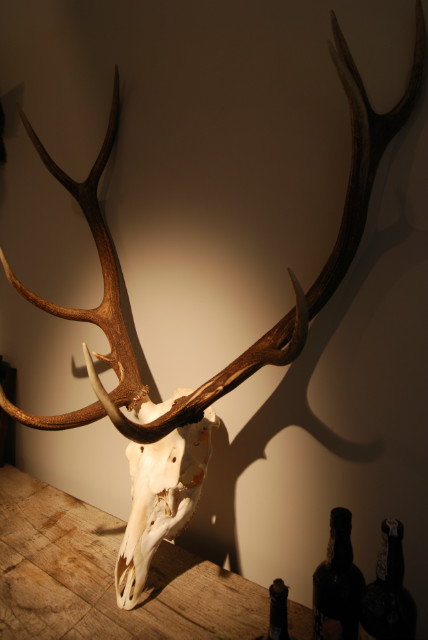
[1, 2, 425, 444]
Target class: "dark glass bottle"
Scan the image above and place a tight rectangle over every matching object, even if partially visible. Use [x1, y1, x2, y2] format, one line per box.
[313, 507, 365, 640]
[268, 578, 290, 640]
[358, 518, 417, 640]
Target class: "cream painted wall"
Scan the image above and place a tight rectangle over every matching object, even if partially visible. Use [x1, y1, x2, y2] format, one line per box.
[1, 0, 427, 636]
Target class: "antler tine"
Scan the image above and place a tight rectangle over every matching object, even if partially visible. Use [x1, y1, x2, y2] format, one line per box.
[302, 0, 426, 324]
[0, 67, 148, 429]
[17, 66, 120, 197]
[386, 0, 426, 130]
[86, 2, 425, 443]
[89, 66, 120, 188]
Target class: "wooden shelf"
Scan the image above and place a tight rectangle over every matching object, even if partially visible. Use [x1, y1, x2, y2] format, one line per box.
[0, 464, 312, 639]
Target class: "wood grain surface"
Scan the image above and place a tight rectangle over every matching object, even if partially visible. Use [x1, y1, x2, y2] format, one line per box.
[0, 464, 312, 639]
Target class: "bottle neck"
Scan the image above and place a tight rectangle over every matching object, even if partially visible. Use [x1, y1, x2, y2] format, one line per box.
[376, 531, 405, 588]
[269, 579, 290, 640]
[327, 526, 353, 569]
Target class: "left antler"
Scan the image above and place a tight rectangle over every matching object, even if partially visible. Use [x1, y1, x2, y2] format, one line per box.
[0, 65, 308, 442]
[0, 68, 151, 434]
[1, 2, 426, 445]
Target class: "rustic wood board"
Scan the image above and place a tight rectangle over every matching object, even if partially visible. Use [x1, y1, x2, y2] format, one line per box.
[0, 464, 312, 639]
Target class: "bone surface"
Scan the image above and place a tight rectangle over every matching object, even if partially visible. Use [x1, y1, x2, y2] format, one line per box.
[115, 388, 219, 610]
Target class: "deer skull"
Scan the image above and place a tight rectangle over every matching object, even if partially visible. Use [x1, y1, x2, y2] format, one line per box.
[115, 388, 219, 609]
[0, 1, 425, 613]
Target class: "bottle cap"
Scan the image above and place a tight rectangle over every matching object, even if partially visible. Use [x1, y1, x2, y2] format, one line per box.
[330, 507, 352, 531]
[381, 518, 404, 539]
[269, 578, 289, 602]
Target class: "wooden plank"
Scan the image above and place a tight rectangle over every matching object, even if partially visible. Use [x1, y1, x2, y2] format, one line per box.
[0, 558, 90, 639]
[0, 463, 46, 500]
[61, 609, 134, 640]
[26, 534, 114, 607]
[97, 540, 271, 639]
[0, 465, 312, 639]
[0, 538, 23, 573]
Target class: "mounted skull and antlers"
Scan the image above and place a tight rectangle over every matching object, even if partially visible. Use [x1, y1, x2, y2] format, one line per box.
[0, 4, 425, 610]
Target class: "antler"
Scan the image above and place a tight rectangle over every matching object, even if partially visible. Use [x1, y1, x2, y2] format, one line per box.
[0, 67, 149, 429]
[83, 2, 426, 442]
[1, 2, 426, 445]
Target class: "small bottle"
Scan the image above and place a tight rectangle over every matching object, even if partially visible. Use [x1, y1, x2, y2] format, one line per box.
[358, 518, 417, 640]
[268, 578, 290, 640]
[313, 507, 365, 640]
